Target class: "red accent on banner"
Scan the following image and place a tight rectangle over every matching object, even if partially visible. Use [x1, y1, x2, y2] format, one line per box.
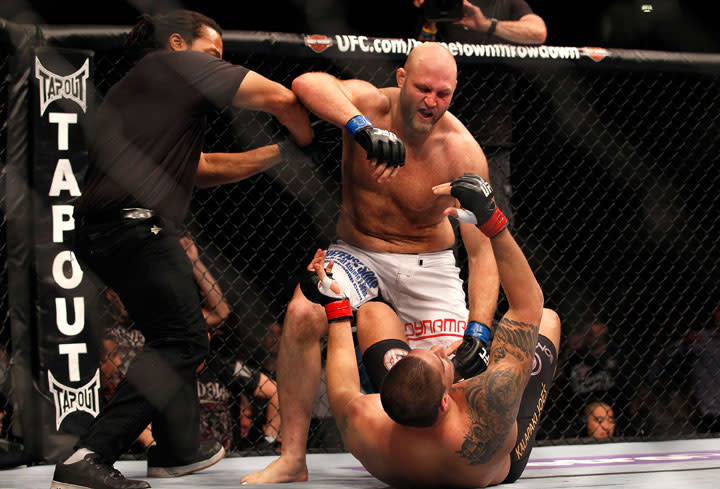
[305, 34, 333, 53]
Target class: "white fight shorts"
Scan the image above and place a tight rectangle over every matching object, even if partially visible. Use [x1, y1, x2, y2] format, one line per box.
[326, 241, 469, 349]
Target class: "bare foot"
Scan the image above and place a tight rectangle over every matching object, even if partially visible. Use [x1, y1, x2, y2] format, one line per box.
[241, 456, 308, 484]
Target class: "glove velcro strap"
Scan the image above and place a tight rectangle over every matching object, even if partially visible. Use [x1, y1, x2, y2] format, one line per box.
[478, 207, 508, 238]
[465, 321, 491, 343]
[345, 115, 373, 135]
[325, 300, 353, 322]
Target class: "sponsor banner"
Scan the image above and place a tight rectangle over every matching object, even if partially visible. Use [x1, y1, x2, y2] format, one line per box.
[32, 47, 100, 437]
[35, 57, 89, 116]
[304, 34, 333, 53]
[48, 370, 100, 430]
[303, 34, 589, 62]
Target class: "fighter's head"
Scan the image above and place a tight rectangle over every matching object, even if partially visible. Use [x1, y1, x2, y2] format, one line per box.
[380, 345, 455, 427]
[125, 10, 224, 59]
[396, 42, 458, 134]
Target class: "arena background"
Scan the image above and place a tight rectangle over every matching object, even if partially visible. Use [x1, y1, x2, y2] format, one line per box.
[1, 11, 720, 466]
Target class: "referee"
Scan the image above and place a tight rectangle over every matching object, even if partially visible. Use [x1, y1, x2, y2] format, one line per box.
[51, 10, 312, 489]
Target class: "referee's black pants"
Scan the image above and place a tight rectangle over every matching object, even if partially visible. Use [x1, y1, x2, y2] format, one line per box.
[73, 216, 208, 464]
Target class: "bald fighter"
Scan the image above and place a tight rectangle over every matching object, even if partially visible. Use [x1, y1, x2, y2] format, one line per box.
[243, 43, 500, 484]
[307, 174, 560, 488]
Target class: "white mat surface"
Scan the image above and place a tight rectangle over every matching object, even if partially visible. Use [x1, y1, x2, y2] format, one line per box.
[1, 438, 718, 488]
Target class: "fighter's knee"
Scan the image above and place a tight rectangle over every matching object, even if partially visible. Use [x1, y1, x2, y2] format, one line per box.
[355, 302, 403, 351]
[539, 308, 561, 352]
[284, 294, 327, 339]
[355, 304, 375, 327]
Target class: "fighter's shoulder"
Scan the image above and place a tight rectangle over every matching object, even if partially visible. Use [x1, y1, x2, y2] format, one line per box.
[344, 394, 386, 429]
[343, 80, 392, 114]
[439, 113, 486, 171]
[441, 111, 478, 144]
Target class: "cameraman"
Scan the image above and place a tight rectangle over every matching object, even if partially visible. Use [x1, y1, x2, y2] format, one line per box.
[414, 0, 546, 45]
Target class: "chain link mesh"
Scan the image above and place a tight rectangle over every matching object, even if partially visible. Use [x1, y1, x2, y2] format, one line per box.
[0, 47, 19, 461]
[1, 36, 719, 458]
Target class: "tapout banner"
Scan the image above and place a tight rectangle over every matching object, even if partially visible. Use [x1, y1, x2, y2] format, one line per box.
[31, 46, 100, 461]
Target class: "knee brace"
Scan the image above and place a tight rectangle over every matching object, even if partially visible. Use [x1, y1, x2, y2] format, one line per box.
[362, 339, 411, 392]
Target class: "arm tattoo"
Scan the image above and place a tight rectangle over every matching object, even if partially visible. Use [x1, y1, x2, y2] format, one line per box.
[493, 317, 538, 360]
[456, 316, 538, 465]
[456, 371, 517, 465]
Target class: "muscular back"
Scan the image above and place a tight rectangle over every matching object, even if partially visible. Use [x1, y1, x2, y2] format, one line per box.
[337, 86, 488, 254]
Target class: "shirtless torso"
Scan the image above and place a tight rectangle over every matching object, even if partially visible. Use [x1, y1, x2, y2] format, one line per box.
[337, 85, 487, 254]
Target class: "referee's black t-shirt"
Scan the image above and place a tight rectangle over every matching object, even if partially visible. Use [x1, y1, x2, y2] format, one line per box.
[77, 49, 248, 225]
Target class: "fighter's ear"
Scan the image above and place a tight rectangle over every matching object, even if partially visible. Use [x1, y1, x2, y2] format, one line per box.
[168, 33, 188, 51]
[438, 392, 450, 415]
[396, 67, 407, 88]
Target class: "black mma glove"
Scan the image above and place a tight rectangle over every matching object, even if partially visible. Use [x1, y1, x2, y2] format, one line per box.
[450, 173, 508, 238]
[452, 321, 491, 379]
[299, 268, 353, 323]
[345, 115, 406, 167]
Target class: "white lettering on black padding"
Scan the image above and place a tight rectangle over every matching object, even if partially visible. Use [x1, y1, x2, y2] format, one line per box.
[48, 369, 101, 429]
[35, 57, 89, 116]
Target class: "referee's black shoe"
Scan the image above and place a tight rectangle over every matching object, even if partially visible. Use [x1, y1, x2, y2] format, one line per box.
[146, 440, 225, 478]
[50, 453, 150, 489]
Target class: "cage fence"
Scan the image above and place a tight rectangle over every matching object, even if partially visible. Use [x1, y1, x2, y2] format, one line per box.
[1, 27, 719, 461]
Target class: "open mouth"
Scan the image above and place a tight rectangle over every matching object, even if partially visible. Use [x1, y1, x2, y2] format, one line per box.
[417, 108, 433, 120]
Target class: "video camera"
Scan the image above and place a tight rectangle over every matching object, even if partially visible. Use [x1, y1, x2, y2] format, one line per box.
[423, 0, 463, 22]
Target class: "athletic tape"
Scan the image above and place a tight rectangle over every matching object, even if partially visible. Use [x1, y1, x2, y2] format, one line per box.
[456, 208, 478, 224]
[321, 275, 335, 290]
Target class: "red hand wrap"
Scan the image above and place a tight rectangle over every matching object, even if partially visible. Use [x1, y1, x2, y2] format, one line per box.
[478, 207, 508, 238]
[325, 300, 353, 322]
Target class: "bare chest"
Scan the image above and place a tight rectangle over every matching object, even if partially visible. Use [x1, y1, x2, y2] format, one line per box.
[390, 168, 449, 213]
[347, 147, 460, 215]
